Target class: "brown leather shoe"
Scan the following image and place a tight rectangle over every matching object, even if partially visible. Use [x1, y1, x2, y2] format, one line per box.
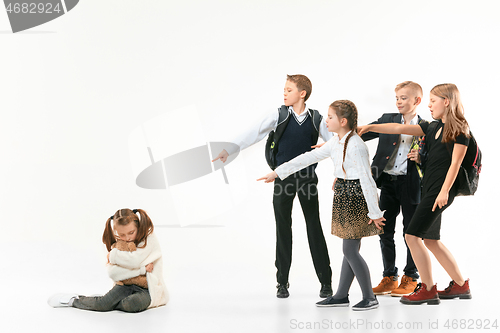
[391, 275, 418, 297]
[372, 276, 398, 295]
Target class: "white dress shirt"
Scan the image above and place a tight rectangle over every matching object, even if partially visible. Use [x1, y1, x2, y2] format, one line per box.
[225, 105, 333, 155]
[384, 115, 419, 176]
[275, 131, 383, 220]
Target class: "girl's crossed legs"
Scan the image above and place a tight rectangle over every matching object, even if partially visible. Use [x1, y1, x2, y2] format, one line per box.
[72, 284, 151, 313]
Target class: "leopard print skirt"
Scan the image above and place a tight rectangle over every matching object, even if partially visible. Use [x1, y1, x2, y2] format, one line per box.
[331, 178, 383, 239]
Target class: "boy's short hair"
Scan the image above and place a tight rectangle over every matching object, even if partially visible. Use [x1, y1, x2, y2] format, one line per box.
[287, 74, 312, 102]
[395, 81, 423, 98]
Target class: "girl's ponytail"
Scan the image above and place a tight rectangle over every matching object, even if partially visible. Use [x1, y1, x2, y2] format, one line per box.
[342, 130, 356, 174]
[135, 208, 154, 249]
[330, 100, 358, 175]
[102, 216, 116, 252]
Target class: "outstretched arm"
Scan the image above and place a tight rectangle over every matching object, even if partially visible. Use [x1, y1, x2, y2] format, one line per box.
[360, 115, 387, 141]
[274, 138, 334, 180]
[213, 110, 279, 160]
[212, 149, 229, 163]
[257, 140, 332, 183]
[358, 123, 424, 137]
[257, 171, 278, 183]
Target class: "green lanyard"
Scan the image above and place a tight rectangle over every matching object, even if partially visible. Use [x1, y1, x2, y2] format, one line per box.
[408, 120, 427, 179]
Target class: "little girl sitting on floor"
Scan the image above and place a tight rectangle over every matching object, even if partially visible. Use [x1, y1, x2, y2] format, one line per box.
[48, 208, 168, 312]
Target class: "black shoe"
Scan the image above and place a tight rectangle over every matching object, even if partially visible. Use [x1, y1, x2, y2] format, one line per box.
[316, 295, 349, 307]
[352, 297, 379, 311]
[276, 283, 289, 298]
[319, 284, 333, 298]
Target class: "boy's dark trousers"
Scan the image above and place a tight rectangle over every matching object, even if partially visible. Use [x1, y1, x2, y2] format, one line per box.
[378, 172, 419, 279]
[273, 170, 332, 285]
[361, 113, 423, 280]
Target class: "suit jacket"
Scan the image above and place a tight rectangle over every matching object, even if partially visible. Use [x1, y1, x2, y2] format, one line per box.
[361, 113, 424, 205]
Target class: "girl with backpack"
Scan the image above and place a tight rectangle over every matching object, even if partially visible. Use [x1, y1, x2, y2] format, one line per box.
[358, 83, 473, 305]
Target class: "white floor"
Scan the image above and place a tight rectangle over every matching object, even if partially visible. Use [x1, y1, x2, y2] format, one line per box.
[2, 2, 499, 332]
[4, 202, 498, 333]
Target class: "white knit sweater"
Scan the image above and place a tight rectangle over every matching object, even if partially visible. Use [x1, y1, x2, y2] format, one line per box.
[108, 233, 169, 308]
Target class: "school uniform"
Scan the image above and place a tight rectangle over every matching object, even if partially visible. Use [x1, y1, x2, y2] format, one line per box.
[276, 130, 384, 305]
[275, 131, 384, 239]
[361, 113, 424, 279]
[227, 106, 333, 286]
[406, 120, 470, 239]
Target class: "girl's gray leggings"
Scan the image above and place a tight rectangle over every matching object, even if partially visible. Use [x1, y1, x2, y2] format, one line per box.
[72, 284, 151, 313]
[333, 239, 375, 300]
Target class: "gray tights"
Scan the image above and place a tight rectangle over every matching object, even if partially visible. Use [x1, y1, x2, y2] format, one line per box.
[333, 239, 375, 300]
[72, 284, 151, 313]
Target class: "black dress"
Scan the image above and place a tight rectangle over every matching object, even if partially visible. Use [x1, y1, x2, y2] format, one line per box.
[405, 120, 469, 240]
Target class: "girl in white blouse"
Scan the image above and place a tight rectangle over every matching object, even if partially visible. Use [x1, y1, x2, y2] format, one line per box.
[258, 100, 385, 311]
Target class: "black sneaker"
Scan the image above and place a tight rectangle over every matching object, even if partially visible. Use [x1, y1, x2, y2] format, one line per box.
[316, 296, 349, 307]
[276, 283, 289, 298]
[319, 284, 333, 298]
[352, 297, 379, 311]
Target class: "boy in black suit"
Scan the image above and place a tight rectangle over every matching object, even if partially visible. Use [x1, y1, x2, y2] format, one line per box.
[361, 81, 426, 296]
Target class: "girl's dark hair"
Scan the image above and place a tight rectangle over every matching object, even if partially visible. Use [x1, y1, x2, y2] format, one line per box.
[329, 100, 358, 174]
[102, 208, 154, 252]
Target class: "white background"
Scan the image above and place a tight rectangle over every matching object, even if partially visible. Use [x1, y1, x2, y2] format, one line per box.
[1, 1, 498, 332]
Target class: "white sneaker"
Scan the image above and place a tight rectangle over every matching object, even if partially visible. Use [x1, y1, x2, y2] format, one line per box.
[47, 293, 78, 308]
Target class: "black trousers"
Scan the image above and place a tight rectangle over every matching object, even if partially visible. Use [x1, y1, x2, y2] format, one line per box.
[273, 171, 332, 285]
[378, 173, 419, 279]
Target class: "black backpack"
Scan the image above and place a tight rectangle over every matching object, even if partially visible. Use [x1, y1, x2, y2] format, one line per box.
[265, 105, 322, 170]
[419, 122, 482, 196]
[455, 131, 482, 196]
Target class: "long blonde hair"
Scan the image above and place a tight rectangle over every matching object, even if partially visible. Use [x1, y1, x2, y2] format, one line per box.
[430, 83, 470, 142]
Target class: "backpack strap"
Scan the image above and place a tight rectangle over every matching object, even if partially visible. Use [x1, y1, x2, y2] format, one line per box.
[309, 109, 322, 144]
[277, 105, 289, 124]
[469, 132, 481, 169]
[273, 105, 291, 145]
